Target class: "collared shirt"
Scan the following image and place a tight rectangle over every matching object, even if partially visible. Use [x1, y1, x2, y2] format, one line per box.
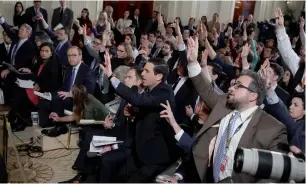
[213, 105, 258, 181]
[4, 43, 11, 53]
[173, 76, 188, 95]
[71, 61, 82, 86]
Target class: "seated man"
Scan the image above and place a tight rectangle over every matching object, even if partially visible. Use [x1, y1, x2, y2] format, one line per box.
[62, 66, 144, 183]
[38, 46, 95, 136]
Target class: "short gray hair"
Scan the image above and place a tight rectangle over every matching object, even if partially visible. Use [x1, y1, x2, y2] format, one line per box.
[35, 32, 53, 44]
[21, 23, 32, 36]
[114, 66, 130, 83]
[239, 70, 267, 105]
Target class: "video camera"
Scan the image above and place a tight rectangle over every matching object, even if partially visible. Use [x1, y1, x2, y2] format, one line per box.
[234, 147, 305, 183]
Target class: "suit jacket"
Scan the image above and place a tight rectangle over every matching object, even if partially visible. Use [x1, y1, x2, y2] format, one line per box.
[51, 7, 74, 31]
[145, 19, 158, 33]
[275, 85, 289, 105]
[130, 15, 144, 30]
[44, 27, 72, 66]
[114, 82, 178, 166]
[186, 71, 288, 183]
[0, 22, 36, 69]
[60, 62, 95, 94]
[25, 6, 48, 32]
[207, 21, 221, 33]
[0, 43, 10, 63]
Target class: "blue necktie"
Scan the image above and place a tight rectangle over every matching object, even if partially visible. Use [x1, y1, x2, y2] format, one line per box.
[213, 111, 241, 182]
[11, 41, 20, 65]
[68, 68, 76, 90]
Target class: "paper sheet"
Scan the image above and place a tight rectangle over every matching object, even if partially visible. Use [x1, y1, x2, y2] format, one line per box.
[16, 79, 34, 89]
[34, 91, 52, 101]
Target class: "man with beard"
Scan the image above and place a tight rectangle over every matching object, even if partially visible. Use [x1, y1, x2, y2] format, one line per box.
[160, 38, 287, 183]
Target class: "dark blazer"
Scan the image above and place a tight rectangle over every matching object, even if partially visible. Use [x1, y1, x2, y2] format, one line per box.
[0, 43, 10, 63]
[185, 71, 288, 183]
[44, 27, 72, 66]
[60, 62, 95, 94]
[265, 99, 305, 151]
[51, 7, 74, 31]
[171, 78, 198, 123]
[13, 13, 26, 28]
[275, 85, 290, 105]
[114, 82, 178, 166]
[0, 22, 35, 69]
[25, 6, 48, 32]
[145, 19, 158, 33]
[130, 16, 144, 30]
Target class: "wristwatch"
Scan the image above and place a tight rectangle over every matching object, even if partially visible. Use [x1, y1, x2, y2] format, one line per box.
[108, 73, 115, 80]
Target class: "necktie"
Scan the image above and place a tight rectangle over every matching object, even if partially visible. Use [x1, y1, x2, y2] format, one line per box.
[172, 77, 181, 90]
[60, 8, 64, 22]
[213, 112, 241, 182]
[68, 68, 76, 90]
[11, 41, 20, 65]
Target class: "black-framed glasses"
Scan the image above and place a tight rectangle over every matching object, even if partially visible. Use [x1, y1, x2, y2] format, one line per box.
[230, 81, 256, 93]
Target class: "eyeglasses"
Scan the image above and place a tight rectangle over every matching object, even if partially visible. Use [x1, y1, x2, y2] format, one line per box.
[117, 49, 125, 53]
[230, 81, 256, 93]
[68, 54, 78, 58]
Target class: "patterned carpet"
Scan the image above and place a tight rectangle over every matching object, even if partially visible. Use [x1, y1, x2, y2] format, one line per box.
[7, 126, 80, 183]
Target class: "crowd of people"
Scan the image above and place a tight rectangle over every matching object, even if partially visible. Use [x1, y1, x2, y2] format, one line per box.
[0, 0, 305, 183]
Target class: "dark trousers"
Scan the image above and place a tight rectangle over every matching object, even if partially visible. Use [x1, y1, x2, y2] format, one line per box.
[37, 94, 72, 128]
[0, 71, 17, 104]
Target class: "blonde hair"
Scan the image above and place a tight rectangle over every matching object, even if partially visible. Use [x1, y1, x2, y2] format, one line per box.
[120, 42, 134, 65]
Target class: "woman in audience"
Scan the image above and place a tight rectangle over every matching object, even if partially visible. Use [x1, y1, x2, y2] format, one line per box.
[93, 11, 110, 37]
[13, 2, 25, 28]
[279, 69, 293, 92]
[8, 42, 60, 131]
[72, 8, 93, 47]
[116, 10, 132, 35]
[49, 84, 109, 123]
[124, 34, 138, 59]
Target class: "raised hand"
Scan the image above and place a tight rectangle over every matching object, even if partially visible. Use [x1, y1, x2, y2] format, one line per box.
[300, 16, 305, 31]
[275, 7, 284, 28]
[200, 49, 209, 66]
[100, 51, 113, 77]
[185, 105, 194, 117]
[160, 100, 176, 125]
[103, 114, 114, 129]
[241, 44, 251, 58]
[186, 37, 199, 64]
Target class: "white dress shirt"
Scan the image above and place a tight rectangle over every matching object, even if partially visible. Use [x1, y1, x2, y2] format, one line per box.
[116, 18, 132, 34]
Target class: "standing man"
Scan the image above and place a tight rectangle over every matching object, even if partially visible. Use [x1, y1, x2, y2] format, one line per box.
[131, 9, 143, 46]
[25, 0, 48, 35]
[51, 0, 74, 33]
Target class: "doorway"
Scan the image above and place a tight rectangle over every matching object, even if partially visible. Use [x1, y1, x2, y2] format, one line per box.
[232, 0, 256, 21]
[103, 1, 154, 21]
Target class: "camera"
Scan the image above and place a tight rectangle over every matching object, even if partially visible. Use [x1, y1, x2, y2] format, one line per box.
[234, 147, 305, 182]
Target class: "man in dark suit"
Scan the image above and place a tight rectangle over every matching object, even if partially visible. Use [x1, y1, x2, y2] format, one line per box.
[233, 14, 244, 30]
[145, 11, 158, 33]
[0, 16, 36, 104]
[24, 1, 48, 35]
[101, 55, 178, 182]
[164, 38, 287, 183]
[40, 15, 72, 66]
[51, 0, 74, 32]
[39, 46, 95, 135]
[0, 31, 12, 63]
[130, 9, 144, 47]
[62, 67, 144, 183]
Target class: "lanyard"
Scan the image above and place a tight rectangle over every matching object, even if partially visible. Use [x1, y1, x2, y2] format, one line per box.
[225, 111, 255, 150]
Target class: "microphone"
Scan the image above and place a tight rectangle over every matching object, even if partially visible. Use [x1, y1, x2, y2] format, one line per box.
[79, 119, 104, 125]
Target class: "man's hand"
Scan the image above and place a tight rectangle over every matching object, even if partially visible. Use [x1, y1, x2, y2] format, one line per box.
[18, 67, 32, 73]
[1, 69, 10, 79]
[103, 114, 114, 129]
[49, 112, 60, 122]
[138, 49, 148, 56]
[82, 24, 87, 36]
[57, 91, 72, 99]
[259, 59, 272, 89]
[123, 104, 132, 117]
[98, 145, 112, 155]
[160, 100, 176, 125]
[186, 37, 199, 64]
[275, 7, 284, 28]
[300, 16, 305, 31]
[100, 51, 113, 78]
[33, 83, 40, 91]
[158, 175, 180, 183]
[185, 105, 194, 117]
[241, 44, 251, 58]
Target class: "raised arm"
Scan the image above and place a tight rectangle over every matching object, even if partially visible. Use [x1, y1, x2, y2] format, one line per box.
[275, 8, 300, 76]
[300, 17, 305, 48]
[0, 16, 18, 41]
[38, 15, 57, 41]
[157, 13, 166, 36]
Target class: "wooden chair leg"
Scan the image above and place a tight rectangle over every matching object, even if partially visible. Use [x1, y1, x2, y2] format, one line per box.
[66, 123, 72, 149]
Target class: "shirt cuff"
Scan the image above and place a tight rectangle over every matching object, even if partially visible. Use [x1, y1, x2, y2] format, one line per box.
[266, 90, 279, 104]
[173, 173, 183, 180]
[190, 114, 195, 121]
[174, 129, 184, 141]
[187, 62, 201, 78]
[178, 43, 186, 51]
[0, 17, 5, 24]
[111, 78, 121, 89]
